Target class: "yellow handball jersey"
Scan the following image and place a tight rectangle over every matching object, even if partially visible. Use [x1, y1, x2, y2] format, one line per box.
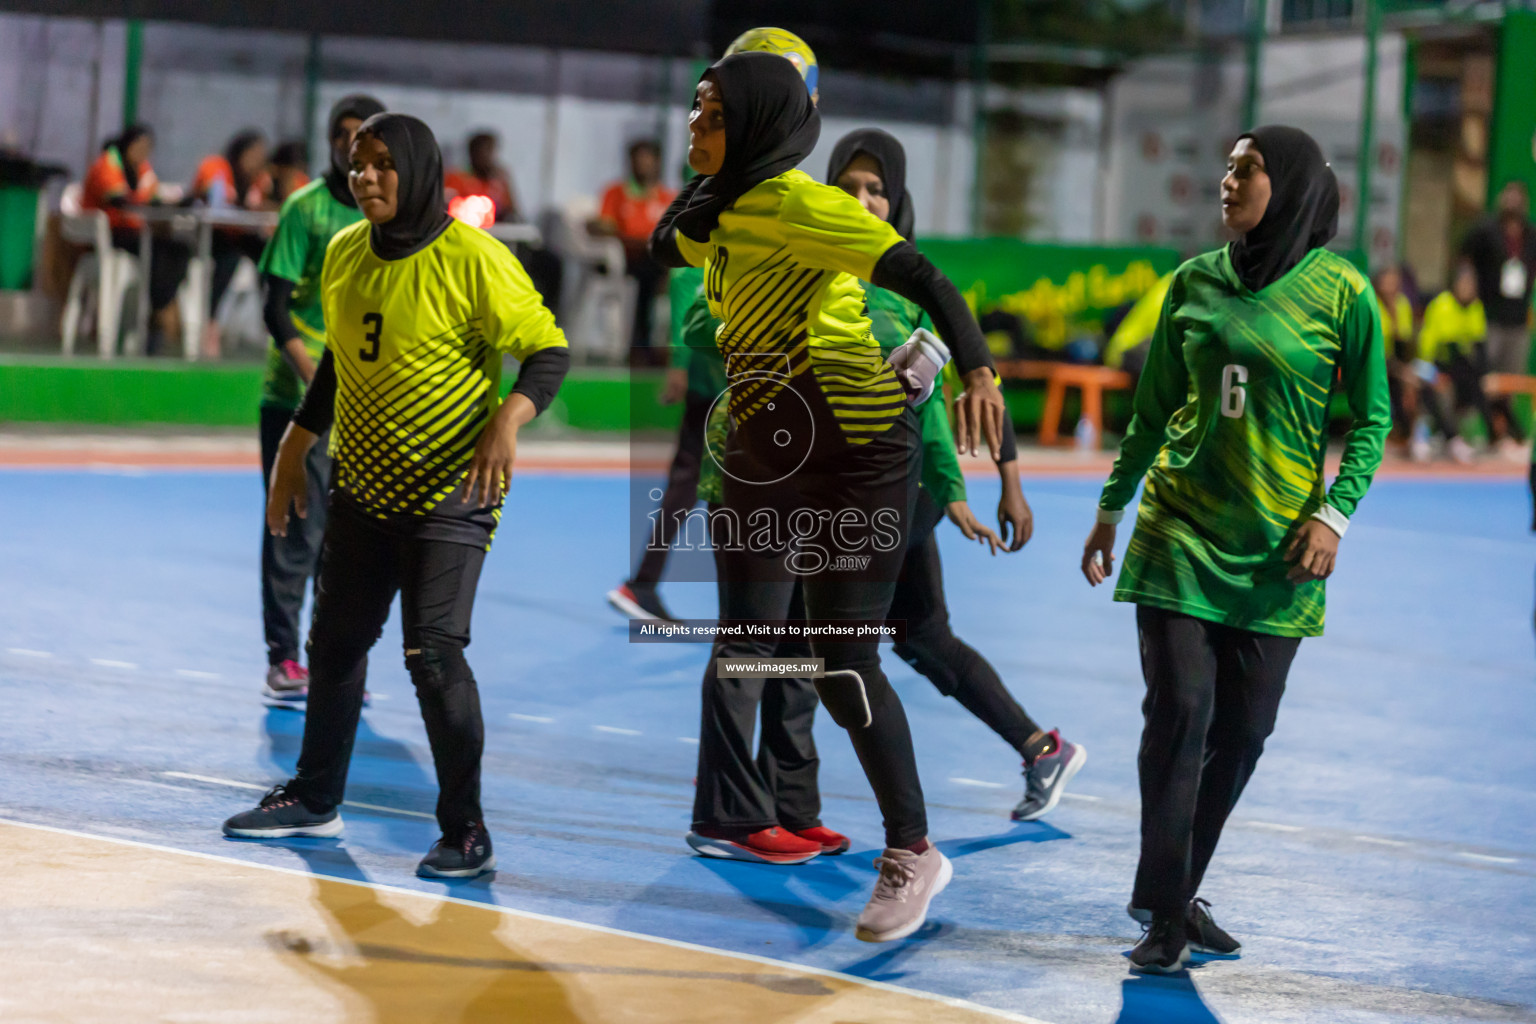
[1417, 291, 1486, 363]
[319, 218, 567, 520]
[674, 169, 908, 447]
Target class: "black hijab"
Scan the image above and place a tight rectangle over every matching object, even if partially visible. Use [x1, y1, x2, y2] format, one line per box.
[354, 113, 452, 261]
[107, 124, 151, 191]
[827, 127, 913, 239]
[673, 51, 821, 243]
[223, 129, 265, 202]
[1228, 125, 1340, 292]
[324, 93, 386, 208]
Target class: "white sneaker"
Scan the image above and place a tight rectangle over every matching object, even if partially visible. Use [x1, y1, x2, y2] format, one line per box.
[1409, 438, 1432, 463]
[1449, 437, 1475, 465]
[854, 845, 952, 943]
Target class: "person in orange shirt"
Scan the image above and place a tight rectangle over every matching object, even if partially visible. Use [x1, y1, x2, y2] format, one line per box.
[270, 140, 311, 203]
[444, 132, 519, 223]
[190, 130, 273, 351]
[80, 124, 191, 353]
[590, 139, 676, 354]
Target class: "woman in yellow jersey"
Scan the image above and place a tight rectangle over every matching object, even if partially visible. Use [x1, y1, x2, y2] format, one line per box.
[651, 52, 1007, 943]
[1416, 260, 1493, 462]
[1372, 265, 1418, 444]
[221, 114, 570, 880]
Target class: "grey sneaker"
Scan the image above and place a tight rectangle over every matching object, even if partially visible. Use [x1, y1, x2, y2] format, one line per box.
[222, 784, 342, 838]
[1012, 730, 1087, 821]
[854, 845, 952, 943]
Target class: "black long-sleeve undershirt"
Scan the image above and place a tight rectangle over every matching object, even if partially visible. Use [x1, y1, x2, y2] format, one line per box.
[647, 177, 700, 269]
[871, 242, 991, 378]
[291, 345, 570, 438]
[291, 347, 336, 435]
[262, 274, 300, 349]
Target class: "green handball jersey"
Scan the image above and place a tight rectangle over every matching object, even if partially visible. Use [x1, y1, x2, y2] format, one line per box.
[864, 283, 966, 506]
[320, 219, 567, 524]
[1098, 247, 1390, 637]
[256, 179, 363, 410]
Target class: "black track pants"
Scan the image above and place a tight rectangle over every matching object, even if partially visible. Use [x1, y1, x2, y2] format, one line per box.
[259, 405, 330, 666]
[889, 493, 1042, 755]
[632, 391, 710, 587]
[291, 495, 489, 833]
[1132, 605, 1299, 915]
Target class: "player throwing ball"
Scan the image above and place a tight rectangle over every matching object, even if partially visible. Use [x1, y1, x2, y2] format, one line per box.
[652, 52, 1008, 942]
[222, 113, 570, 879]
[1083, 126, 1389, 972]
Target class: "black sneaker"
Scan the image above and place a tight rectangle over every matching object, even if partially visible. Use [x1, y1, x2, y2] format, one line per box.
[1129, 914, 1190, 974]
[605, 581, 677, 622]
[1187, 897, 1240, 954]
[417, 821, 496, 878]
[222, 784, 342, 839]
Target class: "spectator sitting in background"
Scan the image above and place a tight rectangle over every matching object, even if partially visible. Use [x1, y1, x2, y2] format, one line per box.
[1460, 180, 1535, 456]
[1374, 265, 1418, 444]
[270, 140, 310, 203]
[81, 123, 191, 355]
[1415, 261, 1493, 464]
[590, 139, 676, 359]
[190, 129, 273, 356]
[444, 131, 518, 223]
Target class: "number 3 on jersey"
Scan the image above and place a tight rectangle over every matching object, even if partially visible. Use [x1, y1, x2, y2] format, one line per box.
[360, 312, 383, 362]
[1220, 364, 1248, 419]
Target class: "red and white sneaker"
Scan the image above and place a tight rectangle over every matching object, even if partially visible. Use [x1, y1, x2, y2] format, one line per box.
[262, 660, 309, 709]
[262, 661, 371, 710]
[685, 826, 821, 864]
[792, 826, 850, 855]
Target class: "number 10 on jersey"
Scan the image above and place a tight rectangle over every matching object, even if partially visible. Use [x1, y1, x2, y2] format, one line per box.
[1220, 364, 1248, 418]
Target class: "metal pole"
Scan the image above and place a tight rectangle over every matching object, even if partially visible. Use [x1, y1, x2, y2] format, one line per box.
[122, 19, 142, 127]
[1355, 0, 1380, 263]
[1242, 0, 1268, 129]
[302, 34, 322, 167]
[969, 0, 991, 236]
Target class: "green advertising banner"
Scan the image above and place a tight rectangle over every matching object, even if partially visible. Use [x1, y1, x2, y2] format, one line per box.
[921, 239, 1182, 350]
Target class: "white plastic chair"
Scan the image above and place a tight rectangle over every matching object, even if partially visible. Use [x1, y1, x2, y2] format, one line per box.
[58, 182, 139, 357]
[548, 195, 635, 364]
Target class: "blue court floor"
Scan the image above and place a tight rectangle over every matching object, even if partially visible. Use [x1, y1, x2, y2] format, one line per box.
[0, 465, 1532, 1023]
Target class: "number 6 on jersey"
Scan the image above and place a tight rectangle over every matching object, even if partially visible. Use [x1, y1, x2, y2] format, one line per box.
[1220, 363, 1248, 419]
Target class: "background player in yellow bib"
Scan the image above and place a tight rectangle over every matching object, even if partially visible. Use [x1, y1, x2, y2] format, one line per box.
[651, 52, 1008, 943]
[1082, 126, 1389, 972]
[222, 113, 570, 880]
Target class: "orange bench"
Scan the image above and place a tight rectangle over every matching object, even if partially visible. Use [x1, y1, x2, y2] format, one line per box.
[996, 359, 1133, 448]
[1485, 373, 1536, 399]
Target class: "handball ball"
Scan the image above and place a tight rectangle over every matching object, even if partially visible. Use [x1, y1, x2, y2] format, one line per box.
[725, 27, 819, 97]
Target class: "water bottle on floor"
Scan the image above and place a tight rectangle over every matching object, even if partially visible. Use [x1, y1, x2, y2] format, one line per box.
[1074, 416, 1098, 453]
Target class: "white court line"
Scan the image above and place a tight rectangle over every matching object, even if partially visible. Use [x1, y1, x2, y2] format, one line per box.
[678, 737, 700, 745]
[1457, 851, 1519, 865]
[175, 669, 220, 680]
[6, 648, 51, 658]
[1355, 835, 1410, 847]
[0, 815, 1055, 1024]
[594, 725, 642, 736]
[950, 778, 1006, 789]
[509, 713, 555, 723]
[1060, 793, 1102, 803]
[1248, 821, 1305, 833]
[90, 658, 137, 669]
[160, 772, 435, 821]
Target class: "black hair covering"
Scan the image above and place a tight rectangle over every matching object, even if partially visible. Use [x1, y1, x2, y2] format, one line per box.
[1228, 125, 1340, 292]
[223, 129, 266, 201]
[106, 124, 152, 190]
[324, 93, 386, 207]
[827, 127, 913, 239]
[355, 112, 452, 261]
[672, 51, 820, 243]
